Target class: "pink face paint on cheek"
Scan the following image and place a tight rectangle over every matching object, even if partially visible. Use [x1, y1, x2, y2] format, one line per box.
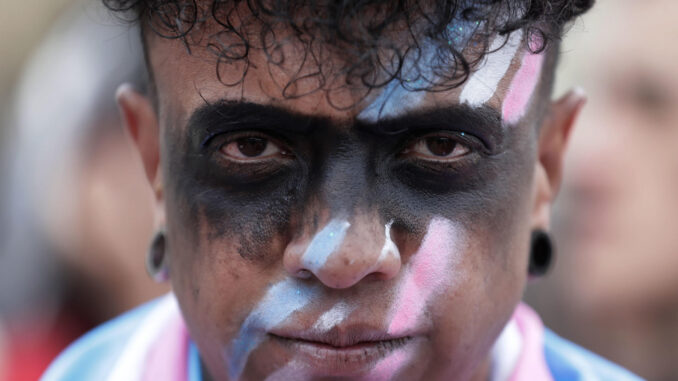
[501, 51, 545, 125]
[387, 218, 462, 335]
[265, 360, 308, 381]
[370, 349, 411, 381]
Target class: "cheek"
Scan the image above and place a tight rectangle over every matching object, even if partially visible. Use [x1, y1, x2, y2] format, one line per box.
[162, 130, 300, 263]
[387, 218, 466, 335]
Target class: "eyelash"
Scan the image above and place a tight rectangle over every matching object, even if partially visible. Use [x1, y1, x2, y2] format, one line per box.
[398, 131, 484, 159]
[205, 129, 484, 167]
[209, 131, 294, 162]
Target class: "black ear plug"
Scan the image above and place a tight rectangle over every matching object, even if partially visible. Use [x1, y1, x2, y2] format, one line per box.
[529, 230, 554, 276]
[147, 230, 169, 282]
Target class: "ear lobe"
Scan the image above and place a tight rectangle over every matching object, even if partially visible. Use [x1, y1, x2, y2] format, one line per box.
[116, 84, 161, 191]
[532, 88, 587, 228]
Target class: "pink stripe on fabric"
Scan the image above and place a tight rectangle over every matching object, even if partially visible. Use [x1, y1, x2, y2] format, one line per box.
[508, 303, 553, 381]
[142, 312, 190, 381]
[502, 52, 544, 124]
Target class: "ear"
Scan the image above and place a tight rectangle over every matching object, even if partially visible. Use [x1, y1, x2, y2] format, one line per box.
[532, 88, 587, 229]
[116, 84, 165, 224]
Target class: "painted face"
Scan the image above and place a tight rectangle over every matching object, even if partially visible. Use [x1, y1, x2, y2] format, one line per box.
[146, 12, 547, 380]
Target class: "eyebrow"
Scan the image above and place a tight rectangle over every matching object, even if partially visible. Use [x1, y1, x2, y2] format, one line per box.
[185, 101, 321, 148]
[359, 104, 506, 153]
[359, 104, 502, 136]
[185, 100, 504, 149]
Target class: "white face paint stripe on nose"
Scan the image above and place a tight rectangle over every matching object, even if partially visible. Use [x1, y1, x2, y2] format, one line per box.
[300, 219, 351, 273]
[378, 220, 399, 262]
[459, 30, 524, 107]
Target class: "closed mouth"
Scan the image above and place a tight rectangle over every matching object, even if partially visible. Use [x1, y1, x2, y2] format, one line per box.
[271, 332, 412, 351]
[266, 326, 418, 375]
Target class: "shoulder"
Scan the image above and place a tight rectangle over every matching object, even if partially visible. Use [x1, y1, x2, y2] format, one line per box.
[40, 297, 165, 381]
[543, 328, 645, 381]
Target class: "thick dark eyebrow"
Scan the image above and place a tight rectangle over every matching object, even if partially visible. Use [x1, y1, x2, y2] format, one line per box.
[185, 100, 505, 152]
[359, 104, 505, 151]
[185, 100, 321, 148]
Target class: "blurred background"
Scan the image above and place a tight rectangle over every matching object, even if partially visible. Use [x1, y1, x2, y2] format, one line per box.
[526, 1, 678, 380]
[0, 1, 169, 380]
[0, 0, 676, 380]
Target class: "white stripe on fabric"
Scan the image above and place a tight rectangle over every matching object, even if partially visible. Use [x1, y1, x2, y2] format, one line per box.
[490, 319, 523, 381]
[459, 30, 523, 107]
[106, 293, 179, 381]
[40, 299, 158, 381]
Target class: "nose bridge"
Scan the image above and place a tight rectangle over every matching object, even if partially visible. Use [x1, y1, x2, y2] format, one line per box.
[285, 211, 401, 289]
[319, 136, 371, 211]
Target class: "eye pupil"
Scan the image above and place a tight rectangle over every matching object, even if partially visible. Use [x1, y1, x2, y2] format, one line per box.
[425, 137, 457, 156]
[237, 137, 267, 157]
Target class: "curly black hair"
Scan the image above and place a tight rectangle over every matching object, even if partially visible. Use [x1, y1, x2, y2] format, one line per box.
[103, 0, 593, 102]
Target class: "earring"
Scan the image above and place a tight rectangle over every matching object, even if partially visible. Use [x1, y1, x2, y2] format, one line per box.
[529, 230, 554, 276]
[146, 230, 169, 282]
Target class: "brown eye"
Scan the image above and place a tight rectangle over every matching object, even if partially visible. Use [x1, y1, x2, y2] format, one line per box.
[425, 136, 457, 156]
[220, 136, 289, 161]
[406, 134, 471, 160]
[237, 137, 268, 157]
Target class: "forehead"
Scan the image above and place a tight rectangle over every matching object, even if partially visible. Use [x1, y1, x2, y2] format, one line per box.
[145, 16, 538, 125]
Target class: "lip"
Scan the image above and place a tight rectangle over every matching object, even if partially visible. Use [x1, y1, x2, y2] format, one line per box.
[268, 325, 420, 375]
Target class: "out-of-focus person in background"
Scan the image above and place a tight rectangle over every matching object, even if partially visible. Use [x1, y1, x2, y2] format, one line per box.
[526, 0, 678, 380]
[0, 2, 169, 379]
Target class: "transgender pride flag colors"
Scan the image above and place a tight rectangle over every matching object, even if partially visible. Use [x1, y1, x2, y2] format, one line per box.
[42, 294, 642, 381]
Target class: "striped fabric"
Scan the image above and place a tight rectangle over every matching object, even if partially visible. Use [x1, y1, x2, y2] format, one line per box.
[42, 294, 643, 381]
[41, 294, 200, 381]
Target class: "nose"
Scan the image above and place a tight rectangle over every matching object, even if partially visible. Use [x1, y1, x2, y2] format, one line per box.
[283, 214, 401, 289]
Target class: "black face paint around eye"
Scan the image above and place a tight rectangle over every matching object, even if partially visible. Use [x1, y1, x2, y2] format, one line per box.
[162, 101, 536, 261]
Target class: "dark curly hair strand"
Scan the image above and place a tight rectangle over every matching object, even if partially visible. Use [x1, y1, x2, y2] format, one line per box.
[102, 0, 594, 102]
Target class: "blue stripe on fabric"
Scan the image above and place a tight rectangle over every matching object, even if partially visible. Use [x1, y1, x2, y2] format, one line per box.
[543, 328, 645, 381]
[41, 297, 162, 381]
[188, 341, 202, 381]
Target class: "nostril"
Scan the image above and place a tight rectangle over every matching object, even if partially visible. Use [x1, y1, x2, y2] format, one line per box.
[296, 269, 312, 279]
[283, 216, 403, 288]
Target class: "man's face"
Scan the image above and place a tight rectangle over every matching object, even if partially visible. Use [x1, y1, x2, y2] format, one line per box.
[140, 15, 553, 380]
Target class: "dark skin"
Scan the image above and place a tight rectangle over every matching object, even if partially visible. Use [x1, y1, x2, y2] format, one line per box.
[173, 102, 522, 257]
[117, 17, 585, 380]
